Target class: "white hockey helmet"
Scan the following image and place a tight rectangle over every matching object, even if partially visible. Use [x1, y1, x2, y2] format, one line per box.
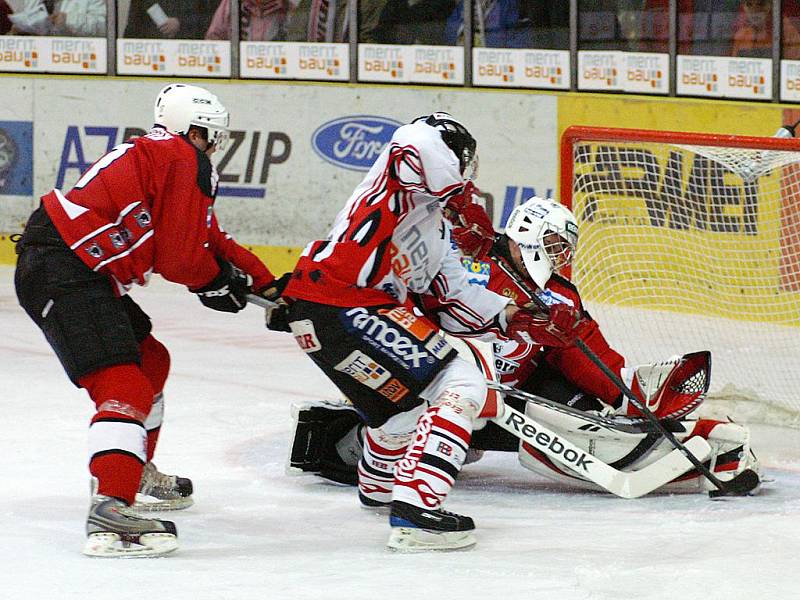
[153, 84, 230, 150]
[413, 112, 478, 182]
[504, 197, 579, 288]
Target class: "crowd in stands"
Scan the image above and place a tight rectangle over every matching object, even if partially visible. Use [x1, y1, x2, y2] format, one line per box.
[0, 0, 798, 62]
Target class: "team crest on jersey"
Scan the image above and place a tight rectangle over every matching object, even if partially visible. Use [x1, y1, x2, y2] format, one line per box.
[108, 231, 126, 249]
[460, 257, 491, 288]
[85, 243, 103, 259]
[133, 208, 152, 228]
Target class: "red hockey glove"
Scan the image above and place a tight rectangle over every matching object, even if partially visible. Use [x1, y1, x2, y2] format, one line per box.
[445, 182, 495, 259]
[505, 303, 583, 348]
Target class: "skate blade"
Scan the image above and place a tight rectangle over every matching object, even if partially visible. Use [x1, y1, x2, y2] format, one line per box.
[386, 527, 476, 552]
[83, 532, 178, 558]
[131, 493, 194, 512]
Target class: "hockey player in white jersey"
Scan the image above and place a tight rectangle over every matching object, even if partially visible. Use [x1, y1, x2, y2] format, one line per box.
[285, 197, 760, 498]
[280, 113, 587, 551]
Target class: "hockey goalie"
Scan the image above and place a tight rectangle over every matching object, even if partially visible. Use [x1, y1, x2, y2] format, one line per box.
[286, 196, 760, 497]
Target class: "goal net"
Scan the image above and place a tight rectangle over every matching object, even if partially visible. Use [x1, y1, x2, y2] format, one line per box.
[560, 126, 800, 426]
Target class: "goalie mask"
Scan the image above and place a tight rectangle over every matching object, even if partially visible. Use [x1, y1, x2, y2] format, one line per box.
[414, 112, 478, 182]
[154, 84, 230, 151]
[505, 197, 578, 289]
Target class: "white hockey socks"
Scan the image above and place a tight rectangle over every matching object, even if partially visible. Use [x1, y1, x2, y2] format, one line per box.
[392, 405, 472, 509]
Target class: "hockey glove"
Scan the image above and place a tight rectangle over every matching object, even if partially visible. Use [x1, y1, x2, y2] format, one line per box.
[445, 182, 495, 259]
[254, 273, 293, 333]
[191, 259, 251, 313]
[505, 303, 583, 348]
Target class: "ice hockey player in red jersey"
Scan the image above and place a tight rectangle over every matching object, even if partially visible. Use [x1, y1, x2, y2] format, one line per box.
[281, 113, 586, 551]
[14, 83, 286, 557]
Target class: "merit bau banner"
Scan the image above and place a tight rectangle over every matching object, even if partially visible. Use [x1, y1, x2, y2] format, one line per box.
[117, 39, 230, 77]
[0, 36, 106, 74]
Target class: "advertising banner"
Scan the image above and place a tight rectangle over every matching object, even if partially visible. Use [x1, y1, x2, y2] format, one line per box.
[116, 39, 231, 77]
[677, 55, 771, 100]
[0, 36, 106, 74]
[358, 44, 464, 85]
[780, 60, 800, 102]
[6, 78, 556, 247]
[578, 51, 668, 95]
[240, 42, 348, 81]
[472, 48, 569, 89]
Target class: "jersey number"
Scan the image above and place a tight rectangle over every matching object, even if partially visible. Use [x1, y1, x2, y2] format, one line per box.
[74, 143, 135, 189]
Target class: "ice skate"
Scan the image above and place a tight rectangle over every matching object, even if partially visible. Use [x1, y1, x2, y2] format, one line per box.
[83, 495, 178, 558]
[132, 462, 194, 511]
[359, 491, 390, 514]
[387, 501, 476, 552]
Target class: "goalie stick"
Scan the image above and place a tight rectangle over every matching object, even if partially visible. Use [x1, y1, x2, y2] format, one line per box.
[490, 252, 760, 498]
[490, 403, 711, 498]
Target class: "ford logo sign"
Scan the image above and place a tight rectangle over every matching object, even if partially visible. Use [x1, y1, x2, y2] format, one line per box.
[312, 116, 402, 171]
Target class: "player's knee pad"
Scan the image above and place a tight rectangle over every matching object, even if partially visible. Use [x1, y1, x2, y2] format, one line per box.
[139, 334, 170, 395]
[421, 357, 487, 421]
[79, 364, 155, 423]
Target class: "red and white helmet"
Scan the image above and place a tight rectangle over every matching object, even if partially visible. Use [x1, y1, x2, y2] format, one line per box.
[153, 84, 230, 150]
[504, 197, 578, 288]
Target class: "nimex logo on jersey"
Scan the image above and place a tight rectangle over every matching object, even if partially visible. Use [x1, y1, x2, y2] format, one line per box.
[340, 307, 436, 378]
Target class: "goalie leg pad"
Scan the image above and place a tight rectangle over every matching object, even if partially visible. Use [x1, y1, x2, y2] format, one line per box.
[288, 401, 363, 485]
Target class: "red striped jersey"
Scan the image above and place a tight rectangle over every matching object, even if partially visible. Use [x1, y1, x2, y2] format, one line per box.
[42, 128, 274, 294]
[446, 253, 626, 402]
[285, 121, 510, 332]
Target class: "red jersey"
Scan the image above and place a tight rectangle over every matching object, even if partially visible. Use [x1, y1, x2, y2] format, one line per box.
[426, 250, 626, 404]
[42, 128, 273, 294]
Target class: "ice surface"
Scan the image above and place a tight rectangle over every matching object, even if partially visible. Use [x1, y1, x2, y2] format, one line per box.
[1, 266, 798, 600]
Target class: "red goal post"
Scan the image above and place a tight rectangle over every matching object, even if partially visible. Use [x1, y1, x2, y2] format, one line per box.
[559, 125, 800, 425]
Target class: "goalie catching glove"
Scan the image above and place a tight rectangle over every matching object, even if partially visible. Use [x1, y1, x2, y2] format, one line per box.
[190, 258, 252, 313]
[505, 303, 584, 348]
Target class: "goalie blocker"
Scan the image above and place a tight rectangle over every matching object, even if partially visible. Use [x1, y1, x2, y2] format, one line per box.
[287, 337, 760, 497]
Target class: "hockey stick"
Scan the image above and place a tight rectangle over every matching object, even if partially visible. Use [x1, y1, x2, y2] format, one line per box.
[486, 380, 654, 433]
[247, 293, 276, 309]
[490, 403, 711, 499]
[491, 252, 760, 497]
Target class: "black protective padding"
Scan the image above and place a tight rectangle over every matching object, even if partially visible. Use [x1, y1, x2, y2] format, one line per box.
[15, 210, 151, 385]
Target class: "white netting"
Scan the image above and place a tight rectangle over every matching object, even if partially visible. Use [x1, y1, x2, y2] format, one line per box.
[566, 134, 800, 425]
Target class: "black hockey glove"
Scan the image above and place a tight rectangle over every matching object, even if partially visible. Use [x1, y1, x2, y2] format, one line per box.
[191, 259, 252, 313]
[254, 272, 292, 332]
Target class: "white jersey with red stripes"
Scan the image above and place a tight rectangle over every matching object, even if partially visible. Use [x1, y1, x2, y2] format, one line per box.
[285, 120, 510, 333]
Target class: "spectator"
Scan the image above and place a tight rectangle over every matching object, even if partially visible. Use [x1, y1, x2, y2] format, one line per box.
[124, 0, 216, 39]
[444, 1, 568, 49]
[207, 0, 292, 41]
[375, 0, 458, 45]
[731, 0, 800, 59]
[283, 0, 387, 43]
[1, 0, 13, 34]
[8, 0, 105, 36]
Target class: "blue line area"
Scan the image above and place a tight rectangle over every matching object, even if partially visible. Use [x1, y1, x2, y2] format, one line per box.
[217, 186, 265, 198]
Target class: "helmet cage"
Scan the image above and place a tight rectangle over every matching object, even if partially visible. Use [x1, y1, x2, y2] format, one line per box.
[505, 198, 578, 288]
